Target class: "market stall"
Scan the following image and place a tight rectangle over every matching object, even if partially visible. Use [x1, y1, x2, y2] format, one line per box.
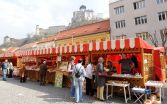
[53, 38, 166, 88]
[0, 47, 18, 76]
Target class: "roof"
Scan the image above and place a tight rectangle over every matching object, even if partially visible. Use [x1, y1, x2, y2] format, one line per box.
[4, 47, 18, 53]
[38, 36, 56, 44]
[20, 42, 37, 49]
[55, 19, 110, 40]
[37, 19, 110, 44]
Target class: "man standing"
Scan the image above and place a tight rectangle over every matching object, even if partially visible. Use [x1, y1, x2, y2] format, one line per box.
[85, 62, 94, 96]
[73, 59, 86, 103]
[119, 54, 133, 74]
[39, 60, 47, 86]
[1, 60, 8, 81]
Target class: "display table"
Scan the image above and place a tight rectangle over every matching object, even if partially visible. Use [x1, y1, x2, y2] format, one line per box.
[107, 74, 143, 87]
[145, 81, 164, 103]
[111, 74, 143, 79]
[106, 81, 131, 103]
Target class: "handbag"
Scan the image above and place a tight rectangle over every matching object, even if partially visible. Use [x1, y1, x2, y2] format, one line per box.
[98, 71, 107, 77]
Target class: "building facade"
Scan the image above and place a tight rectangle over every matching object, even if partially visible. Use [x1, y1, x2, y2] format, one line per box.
[55, 19, 110, 47]
[109, 0, 167, 42]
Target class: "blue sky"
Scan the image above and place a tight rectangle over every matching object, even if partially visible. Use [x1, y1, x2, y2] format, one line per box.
[0, 0, 117, 44]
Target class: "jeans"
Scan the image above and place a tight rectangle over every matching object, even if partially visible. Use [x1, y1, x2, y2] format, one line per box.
[70, 79, 75, 97]
[75, 79, 83, 102]
[2, 69, 7, 81]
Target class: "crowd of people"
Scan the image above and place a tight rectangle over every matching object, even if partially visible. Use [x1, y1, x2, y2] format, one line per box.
[1, 59, 14, 81]
[67, 54, 139, 103]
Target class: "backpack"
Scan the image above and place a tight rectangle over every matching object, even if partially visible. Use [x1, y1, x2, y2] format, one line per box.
[75, 66, 82, 78]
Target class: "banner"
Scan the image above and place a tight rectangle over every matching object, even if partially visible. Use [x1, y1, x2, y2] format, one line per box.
[54, 71, 63, 88]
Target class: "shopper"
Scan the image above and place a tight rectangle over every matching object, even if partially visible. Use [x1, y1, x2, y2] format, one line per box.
[96, 57, 106, 101]
[20, 62, 26, 83]
[85, 62, 94, 96]
[73, 59, 86, 103]
[68, 56, 75, 98]
[8, 61, 14, 78]
[1, 59, 8, 81]
[39, 60, 47, 86]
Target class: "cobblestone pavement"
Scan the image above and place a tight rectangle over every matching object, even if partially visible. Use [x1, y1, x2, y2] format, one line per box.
[0, 77, 167, 104]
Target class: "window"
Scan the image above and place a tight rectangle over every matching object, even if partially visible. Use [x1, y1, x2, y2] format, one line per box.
[156, 0, 167, 4]
[116, 34, 127, 39]
[158, 11, 167, 21]
[135, 16, 147, 25]
[134, 0, 145, 10]
[136, 32, 149, 40]
[114, 6, 124, 15]
[115, 20, 126, 29]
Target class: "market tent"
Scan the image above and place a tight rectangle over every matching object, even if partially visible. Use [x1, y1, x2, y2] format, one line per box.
[14, 37, 154, 56]
[15, 42, 37, 57]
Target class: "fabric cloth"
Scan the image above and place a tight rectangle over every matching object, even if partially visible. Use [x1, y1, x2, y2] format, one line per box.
[119, 59, 133, 74]
[73, 63, 86, 82]
[2, 69, 7, 81]
[68, 62, 75, 72]
[40, 73, 46, 85]
[96, 63, 106, 87]
[2, 62, 8, 81]
[68, 62, 75, 97]
[39, 63, 47, 75]
[20, 64, 26, 77]
[131, 55, 138, 68]
[2, 62, 8, 70]
[86, 77, 92, 95]
[97, 86, 104, 100]
[75, 78, 83, 103]
[85, 64, 93, 79]
[70, 83, 75, 97]
[73, 63, 85, 103]
[8, 62, 14, 70]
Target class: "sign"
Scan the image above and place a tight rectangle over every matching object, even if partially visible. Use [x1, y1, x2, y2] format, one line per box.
[54, 71, 63, 88]
[57, 56, 61, 62]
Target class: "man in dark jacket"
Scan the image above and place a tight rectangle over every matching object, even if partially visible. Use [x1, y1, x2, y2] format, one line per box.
[40, 60, 47, 86]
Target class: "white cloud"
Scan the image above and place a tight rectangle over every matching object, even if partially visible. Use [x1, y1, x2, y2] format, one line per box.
[0, 0, 110, 44]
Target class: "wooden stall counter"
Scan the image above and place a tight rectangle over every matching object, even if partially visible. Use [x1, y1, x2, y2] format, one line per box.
[46, 68, 56, 84]
[25, 67, 40, 81]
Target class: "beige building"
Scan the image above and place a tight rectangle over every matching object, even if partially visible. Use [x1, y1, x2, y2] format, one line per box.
[109, 0, 167, 41]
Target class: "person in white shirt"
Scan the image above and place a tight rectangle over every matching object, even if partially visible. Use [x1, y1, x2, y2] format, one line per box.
[73, 59, 86, 103]
[67, 57, 75, 98]
[85, 62, 94, 96]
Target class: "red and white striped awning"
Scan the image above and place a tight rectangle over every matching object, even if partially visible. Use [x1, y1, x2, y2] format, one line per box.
[2, 38, 154, 57]
[51, 38, 153, 54]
